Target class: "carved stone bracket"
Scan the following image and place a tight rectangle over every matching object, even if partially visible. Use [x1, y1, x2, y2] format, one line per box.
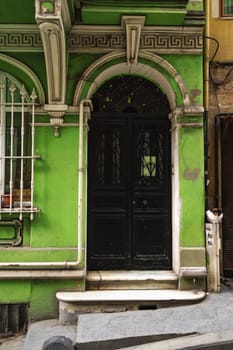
[121, 16, 145, 64]
[35, 0, 66, 106]
[44, 104, 68, 136]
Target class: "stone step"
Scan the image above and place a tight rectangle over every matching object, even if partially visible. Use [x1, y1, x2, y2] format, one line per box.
[86, 270, 178, 290]
[56, 289, 206, 325]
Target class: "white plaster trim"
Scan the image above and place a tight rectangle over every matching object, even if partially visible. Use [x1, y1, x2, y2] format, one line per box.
[121, 16, 145, 64]
[179, 267, 207, 277]
[0, 53, 45, 104]
[170, 112, 181, 275]
[61, 0, 72, 30]
[184, 106, 204, 115]
[212, 0, 219, 18]
[0, 270, 84, 279]
[36, 0, 67, 106]
[38, 21, 66, 104]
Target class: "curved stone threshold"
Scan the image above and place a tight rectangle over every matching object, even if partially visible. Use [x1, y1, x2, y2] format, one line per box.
[56, 289, 206, 303]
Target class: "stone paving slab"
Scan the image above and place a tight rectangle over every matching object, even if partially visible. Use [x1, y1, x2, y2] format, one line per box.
[75, 291, 233, 350]
[18, 286, 233, 350]
[121, 331, 233, 350]
[23, 319, 76, 350]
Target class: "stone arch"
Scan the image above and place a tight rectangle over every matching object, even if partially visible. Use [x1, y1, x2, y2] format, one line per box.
[73, 51, 190, 110]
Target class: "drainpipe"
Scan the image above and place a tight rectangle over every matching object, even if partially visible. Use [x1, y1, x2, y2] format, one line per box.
[204, 0, 210, 209]
[77, 99, 93, 268]
[0, 99, 93, 270]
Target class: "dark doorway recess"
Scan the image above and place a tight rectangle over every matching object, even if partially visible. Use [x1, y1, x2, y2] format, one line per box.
[87, 75, 172, 270]
[221, 118, 233, 277]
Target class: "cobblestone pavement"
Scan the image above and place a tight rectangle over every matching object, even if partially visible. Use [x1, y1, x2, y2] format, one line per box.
[0, 334, 25, 350]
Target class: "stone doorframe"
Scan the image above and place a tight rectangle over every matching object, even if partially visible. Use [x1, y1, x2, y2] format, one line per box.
[74, 51, 205, 280]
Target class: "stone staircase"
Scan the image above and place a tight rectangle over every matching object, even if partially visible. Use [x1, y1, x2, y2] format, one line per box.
[24, 271, 206, 349]
[86, 270, 178, 290]
[56, 271, 205, 325]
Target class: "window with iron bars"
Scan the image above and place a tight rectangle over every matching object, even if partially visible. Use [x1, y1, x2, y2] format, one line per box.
[220, 0, 233, 16]
[0, 73, 40, 221]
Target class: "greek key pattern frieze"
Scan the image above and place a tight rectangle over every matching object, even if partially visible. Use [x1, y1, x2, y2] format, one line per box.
[0, 28, 203, 53]
[141, 32, 203, 50]
[69, 30, 203, 53]
[0, 32, 43, 51]
[69, 32, 126, 50]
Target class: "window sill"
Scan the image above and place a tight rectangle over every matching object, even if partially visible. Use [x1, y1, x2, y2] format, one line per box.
[0, 207, 40, 213]
[0, 206, 40, 221]
[219, 16, 233, 19]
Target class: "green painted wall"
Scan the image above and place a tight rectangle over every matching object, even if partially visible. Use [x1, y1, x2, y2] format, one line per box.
[32, 118, 79, 248]
[164, 55, 203, 105]
[179, 124, 205, 247]
[0, 0, 205, 319]
[81, 7, 187, 25]
[0, 0, 35, 24]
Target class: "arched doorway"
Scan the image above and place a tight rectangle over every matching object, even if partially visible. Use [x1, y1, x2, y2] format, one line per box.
[87, 75, 172, 270]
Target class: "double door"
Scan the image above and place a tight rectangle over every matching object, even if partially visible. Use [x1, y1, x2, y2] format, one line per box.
[87, 114, 172, 270]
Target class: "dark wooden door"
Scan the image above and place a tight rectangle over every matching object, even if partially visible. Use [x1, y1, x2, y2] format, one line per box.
[87, 113, 172, 270]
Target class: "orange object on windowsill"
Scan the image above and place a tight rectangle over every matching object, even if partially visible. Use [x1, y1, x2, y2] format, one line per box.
[1, 194, 16, 208]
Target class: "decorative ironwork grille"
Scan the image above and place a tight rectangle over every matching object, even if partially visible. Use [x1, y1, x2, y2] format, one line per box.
[0, 73, 40, 220]
[95, 126, 122, 185]
[136, 127, 165, 186]
[92, 75, 170, 114]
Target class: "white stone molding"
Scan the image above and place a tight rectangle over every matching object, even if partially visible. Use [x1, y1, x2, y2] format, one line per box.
[36, 0, 67, 109]
[121, 16, 145, 64]
[61, 0, 72, 30]
[0, 25, 42, 52]
[69, 25, 203, 54]
[0, 53, 45, 104]
[0, 24, 203, 54]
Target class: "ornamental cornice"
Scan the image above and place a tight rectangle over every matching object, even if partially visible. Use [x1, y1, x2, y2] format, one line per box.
[0, 25, 43, 52]
[0, 24, 203, 55]
[69, 25, 203, 54]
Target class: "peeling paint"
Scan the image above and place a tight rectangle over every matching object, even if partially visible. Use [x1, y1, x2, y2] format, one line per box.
[183, 167, 200, 181]
[190, 89, 201, 104]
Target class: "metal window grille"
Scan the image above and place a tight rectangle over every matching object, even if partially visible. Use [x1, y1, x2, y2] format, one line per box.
[0, 74, 40, 221]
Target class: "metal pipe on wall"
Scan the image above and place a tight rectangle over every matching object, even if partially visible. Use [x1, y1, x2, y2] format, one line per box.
[0, 99, 93, 271]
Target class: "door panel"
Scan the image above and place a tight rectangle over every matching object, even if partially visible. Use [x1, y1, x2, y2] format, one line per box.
[88, 215, 128, 269]
[132, 215, 171, 268]
[87, 114, 171, 270]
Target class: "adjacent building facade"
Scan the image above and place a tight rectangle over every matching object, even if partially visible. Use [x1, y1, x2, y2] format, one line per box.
[0, 0, 206, 327]
[207, 0, 233, 284]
